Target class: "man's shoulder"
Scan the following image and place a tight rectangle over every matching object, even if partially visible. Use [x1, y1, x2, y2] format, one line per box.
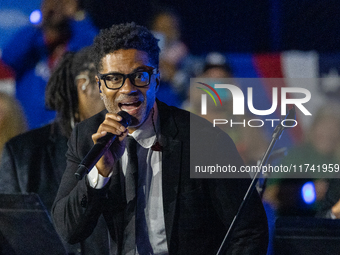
[157, 100, 227, 141]
[157, 99, 212, 126]
[157, 100, 190, 138]
[75, 110, 107, 132]
[158, 101, 189, 121]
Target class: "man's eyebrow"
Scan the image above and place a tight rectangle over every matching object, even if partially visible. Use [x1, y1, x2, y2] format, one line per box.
[100, 66, 154, 75]
[132, 66, 154, 72]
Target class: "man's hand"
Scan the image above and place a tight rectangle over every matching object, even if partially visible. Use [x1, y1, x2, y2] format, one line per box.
[331, 199, 340, 218]
[92, 113, 129, 177]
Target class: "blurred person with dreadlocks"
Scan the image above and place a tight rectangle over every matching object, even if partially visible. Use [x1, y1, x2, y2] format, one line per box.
[0, 47, 108, 255]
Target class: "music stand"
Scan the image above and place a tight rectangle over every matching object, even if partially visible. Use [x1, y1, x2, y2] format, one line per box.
[0, 193, 67, 255]
[274, 216, 340, 255]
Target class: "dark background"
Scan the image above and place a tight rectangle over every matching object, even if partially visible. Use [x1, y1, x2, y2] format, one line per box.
[83, 0, 340, 55]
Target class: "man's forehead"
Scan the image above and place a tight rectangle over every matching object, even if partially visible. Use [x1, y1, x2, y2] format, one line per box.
[102, 49, 150, 61]
[100, 49, 152, 71]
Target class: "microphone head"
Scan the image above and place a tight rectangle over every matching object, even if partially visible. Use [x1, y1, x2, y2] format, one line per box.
[118, 111, 132, 127]
[287, 106, 296, 120]
[283, 106, 296, 129]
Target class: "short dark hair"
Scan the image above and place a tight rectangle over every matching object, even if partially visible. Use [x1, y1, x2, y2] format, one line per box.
[92, 22, 160, 71]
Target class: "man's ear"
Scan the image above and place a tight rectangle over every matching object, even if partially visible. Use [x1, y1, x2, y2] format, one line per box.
[98, 81, 102, 93]
[96, 76, 102, 93]
[75, 74, 89, 94]
[155, 71, 160, 91]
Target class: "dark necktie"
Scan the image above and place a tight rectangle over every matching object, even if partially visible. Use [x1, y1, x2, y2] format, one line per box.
[124, 136, 154, 254]
[136, 151, 153, 254]
[125, 136, 138, 202]
[123, 136, 138, 254]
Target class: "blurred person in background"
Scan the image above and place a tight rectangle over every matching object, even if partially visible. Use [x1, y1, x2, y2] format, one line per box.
[150, 7, 202, 106]
[0, 47, 108, 255]
[262, 102, 340, 216]
[182, 52, 233, 114]
[0, 92, 27, 162]
[1, 0, 98, 129]
[317, 177, 340, 219]
[199, 52, 233, 78]
[313, 103, 340, 219]
[317, 173, 340, 219]
[185, 52, 269, 166]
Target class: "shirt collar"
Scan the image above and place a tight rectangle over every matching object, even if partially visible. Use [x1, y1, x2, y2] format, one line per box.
[130, 102, 159, 149]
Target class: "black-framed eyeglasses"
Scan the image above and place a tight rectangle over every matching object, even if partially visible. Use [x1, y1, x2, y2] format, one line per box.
[98, 68, 158, 90]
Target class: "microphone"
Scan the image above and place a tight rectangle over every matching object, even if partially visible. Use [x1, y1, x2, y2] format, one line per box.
[75, 111, 132, 180]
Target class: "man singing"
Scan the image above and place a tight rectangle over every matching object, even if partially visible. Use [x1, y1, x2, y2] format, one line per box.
[52, 22, 268, 255]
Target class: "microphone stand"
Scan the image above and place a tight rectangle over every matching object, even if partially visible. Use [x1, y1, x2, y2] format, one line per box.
[216, 107, 296, 255]
[257, 147, 288, 198]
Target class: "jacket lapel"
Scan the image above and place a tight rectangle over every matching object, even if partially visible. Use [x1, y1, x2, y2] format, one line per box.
[157, 101, 182, 250]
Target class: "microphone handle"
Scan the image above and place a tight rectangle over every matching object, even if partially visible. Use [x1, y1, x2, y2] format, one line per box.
[75, 133, 116, 180]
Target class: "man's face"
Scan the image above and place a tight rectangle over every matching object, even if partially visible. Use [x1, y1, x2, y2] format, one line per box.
[97, 49, 159, 132]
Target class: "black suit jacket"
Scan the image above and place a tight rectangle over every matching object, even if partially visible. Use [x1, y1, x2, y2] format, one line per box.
[52, 101, 268, 255]
[0, 123, 110, 255]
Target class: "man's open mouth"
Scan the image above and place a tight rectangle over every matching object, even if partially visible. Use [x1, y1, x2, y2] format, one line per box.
[118, 101, 142, 112]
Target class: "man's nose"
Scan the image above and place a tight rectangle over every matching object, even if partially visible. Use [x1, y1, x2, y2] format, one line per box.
[120, 77, 138, 94]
